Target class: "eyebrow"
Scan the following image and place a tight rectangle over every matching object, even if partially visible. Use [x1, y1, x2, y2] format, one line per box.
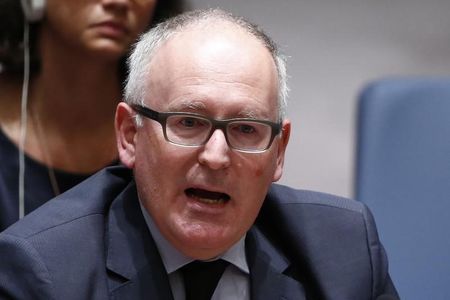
[236, 109, 260, 119]
[167, 101, 206, 112]
[166, 100, 268, 120]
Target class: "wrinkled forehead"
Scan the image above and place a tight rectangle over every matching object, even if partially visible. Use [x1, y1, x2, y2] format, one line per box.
[153, 21, 276, 73]
[146, 22, 279, 113]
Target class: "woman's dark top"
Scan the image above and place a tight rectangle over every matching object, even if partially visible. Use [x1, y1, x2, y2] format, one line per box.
[0, 128, 114, 231]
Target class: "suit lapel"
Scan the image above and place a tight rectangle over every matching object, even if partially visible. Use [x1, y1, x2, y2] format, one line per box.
[103, 180, 307, 300]
[105, 182, 174, 300]
[246, 227, 307, 300]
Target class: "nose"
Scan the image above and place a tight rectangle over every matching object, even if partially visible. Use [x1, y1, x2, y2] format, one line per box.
[198, 129, 231, 170]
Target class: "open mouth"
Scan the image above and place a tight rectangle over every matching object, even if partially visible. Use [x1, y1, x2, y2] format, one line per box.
[185, 188, 231, 204]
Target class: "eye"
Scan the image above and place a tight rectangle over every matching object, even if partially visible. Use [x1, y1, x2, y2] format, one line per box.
[177, 116, 209, 129]
[180, 117, 197, 127]
[237, 124, 256, 134]
[229, 123, 258, 135]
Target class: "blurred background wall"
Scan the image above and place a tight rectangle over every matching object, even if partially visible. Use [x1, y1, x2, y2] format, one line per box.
[188, 0, 450, 198]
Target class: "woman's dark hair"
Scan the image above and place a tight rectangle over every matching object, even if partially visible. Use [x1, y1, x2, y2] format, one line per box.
[0, 0, 187, 75]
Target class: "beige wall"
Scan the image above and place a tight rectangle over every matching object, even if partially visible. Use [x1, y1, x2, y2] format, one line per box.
[188, 0, 450, 198]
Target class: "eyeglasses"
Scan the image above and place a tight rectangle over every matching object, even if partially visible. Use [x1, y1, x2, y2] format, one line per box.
[132, 104, 282, 153]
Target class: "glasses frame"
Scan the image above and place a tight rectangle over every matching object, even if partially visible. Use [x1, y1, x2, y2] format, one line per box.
[131, 104, 282, 153]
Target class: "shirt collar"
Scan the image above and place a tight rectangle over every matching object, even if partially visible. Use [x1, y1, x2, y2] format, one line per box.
[139, 201, 249, 275]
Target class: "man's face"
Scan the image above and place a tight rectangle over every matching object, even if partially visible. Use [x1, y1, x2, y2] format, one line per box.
[117, 24, 290, 260]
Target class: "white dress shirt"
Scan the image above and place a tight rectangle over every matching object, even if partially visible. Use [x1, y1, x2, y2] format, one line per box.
[140, 202, 250, 300]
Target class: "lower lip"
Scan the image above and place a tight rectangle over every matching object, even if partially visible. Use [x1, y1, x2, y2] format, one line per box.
[94, 24, 127, 38]
[185, 195, 229, 214]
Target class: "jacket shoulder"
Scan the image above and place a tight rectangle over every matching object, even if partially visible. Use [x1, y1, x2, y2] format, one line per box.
[2, 165, 133, 239]
[0, 166, 134, 299]
[257, 184, 393, 299]
[267, 184, 365, 212]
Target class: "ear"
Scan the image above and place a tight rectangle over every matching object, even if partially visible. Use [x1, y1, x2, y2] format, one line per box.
[272, 119, 291, 182]
[115, 102, 137, 169]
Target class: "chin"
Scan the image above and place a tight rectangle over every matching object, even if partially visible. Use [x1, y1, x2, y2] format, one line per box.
[89, 42, 128, 60]
[175, 224, 239, 259]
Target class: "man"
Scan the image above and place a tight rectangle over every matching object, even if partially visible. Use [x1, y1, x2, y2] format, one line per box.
[0, 9, 398, 300]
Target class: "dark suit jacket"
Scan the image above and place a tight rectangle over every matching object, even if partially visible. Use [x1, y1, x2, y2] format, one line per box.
[0, 166, 398, 300]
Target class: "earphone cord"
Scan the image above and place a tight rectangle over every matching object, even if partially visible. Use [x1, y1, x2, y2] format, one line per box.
[18, 21, 31, 219]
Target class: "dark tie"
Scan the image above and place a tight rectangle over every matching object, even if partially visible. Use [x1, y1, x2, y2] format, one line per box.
[181, 259, 229, 300]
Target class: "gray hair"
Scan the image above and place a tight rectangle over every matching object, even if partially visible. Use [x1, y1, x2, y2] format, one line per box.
[124, 8, 288, 122]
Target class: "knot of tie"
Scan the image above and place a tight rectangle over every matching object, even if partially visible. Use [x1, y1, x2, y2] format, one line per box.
[181, 259, 229, 300]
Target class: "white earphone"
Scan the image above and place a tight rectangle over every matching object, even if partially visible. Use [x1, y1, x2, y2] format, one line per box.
[20, 0, 46, 22]
[18, 0, 46, 218]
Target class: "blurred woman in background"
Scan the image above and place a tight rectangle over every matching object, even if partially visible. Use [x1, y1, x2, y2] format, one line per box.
[0, 0, 185, 230]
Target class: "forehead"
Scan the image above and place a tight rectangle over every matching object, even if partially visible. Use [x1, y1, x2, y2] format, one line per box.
[146, 22, 279, 118]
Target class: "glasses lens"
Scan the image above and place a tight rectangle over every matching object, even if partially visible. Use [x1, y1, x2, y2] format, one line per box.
[166, 115, 212, 146]
[227, 121, 272, 151]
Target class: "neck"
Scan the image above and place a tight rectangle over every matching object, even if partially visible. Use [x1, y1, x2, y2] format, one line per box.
[32, 24, 124, 130]
[34, 45, 122, 123]
[31, 63, 121, 131]
[0, 27, 123, 174]
[26, 32, 122, 173]
[26, 56, 121, 172]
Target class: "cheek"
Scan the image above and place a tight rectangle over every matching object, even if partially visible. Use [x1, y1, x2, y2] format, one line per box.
[247, 153, 278, 179]
[132, 4, 156, 32]
[254, 167, 264, 177]
[135, 128, 162, 167]
[136, 127, 195, 177]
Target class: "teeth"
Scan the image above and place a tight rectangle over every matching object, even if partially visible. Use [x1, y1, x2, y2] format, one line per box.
[185, 188, 230, 204]
[195, 197, 226, 204]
